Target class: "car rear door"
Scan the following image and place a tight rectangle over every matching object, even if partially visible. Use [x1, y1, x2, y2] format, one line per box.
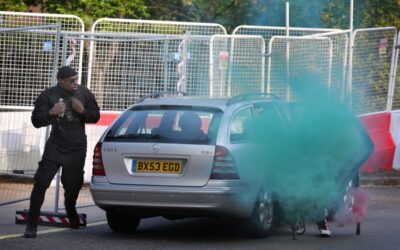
[101, 107, 221, 187]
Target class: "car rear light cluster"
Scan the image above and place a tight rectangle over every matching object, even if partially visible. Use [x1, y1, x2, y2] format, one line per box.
[92, 142, 106, 176]
[210, 145, 239, 179]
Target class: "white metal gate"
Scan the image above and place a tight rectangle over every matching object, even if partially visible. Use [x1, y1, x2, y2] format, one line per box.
[0, 24, 61, 206]
[0, 11, 85, 85]
[267, 36, 333, 101]
[209, 35, 265, 96]
[390, 31, 400, 110]
[305, 30, 350, 100]
[88, 18, 227, 111]
[350, 27, 398, 114]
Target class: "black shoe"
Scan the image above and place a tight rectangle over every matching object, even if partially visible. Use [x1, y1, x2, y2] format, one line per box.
[66, 207, 80, 229]
[69, 216, 80, 229]
[316, 219, 331, 237]
[23, 223, 37, 238]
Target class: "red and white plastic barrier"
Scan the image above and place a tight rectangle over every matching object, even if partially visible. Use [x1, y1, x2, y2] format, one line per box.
[389, 110, 400, 171]
[359, 111, 400, 173]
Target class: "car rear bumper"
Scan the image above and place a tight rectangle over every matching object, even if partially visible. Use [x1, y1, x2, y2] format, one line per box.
[90, 176, 257, 218]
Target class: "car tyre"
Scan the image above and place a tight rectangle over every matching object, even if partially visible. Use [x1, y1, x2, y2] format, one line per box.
[106, 210, 140, 233]
[242, 190, 274, 238]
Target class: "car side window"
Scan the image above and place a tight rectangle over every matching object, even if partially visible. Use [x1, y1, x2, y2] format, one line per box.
[229, 107, 252, 142]
[253, 103, 286, 133]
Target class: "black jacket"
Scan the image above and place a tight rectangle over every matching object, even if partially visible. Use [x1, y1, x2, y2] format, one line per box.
[31, 84, 100, 150]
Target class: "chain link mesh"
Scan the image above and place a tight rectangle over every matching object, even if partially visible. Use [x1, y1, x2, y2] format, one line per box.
[233, 26, 338, 51]
[209, 35, 265, 96]
[93, 18, 227, 36]
[0, 11, 83, 31]
[351, 28, 397, 114]
[89, 18, 226, 111]
[391, 32, 400, 110]
[0, 11, 84, 207]
[0, 29, 59, 108]
[307, 31, 350, 100]
[0, 12, 84, 109]
[0, 24, 60, 206]
[267, 37, 332, 100]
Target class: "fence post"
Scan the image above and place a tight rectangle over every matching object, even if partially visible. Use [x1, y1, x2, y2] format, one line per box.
[52, 24, 62, 213]
[386, 31, 399, 111]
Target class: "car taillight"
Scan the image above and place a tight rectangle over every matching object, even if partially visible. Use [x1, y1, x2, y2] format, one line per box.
[92, 142, 105, 176]
[210, 145, 239, 179]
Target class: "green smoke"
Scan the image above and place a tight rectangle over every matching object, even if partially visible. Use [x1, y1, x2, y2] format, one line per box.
[247, 0, 368, 30]
[248, 0, 331, 28]
[235, 76, 373, 223]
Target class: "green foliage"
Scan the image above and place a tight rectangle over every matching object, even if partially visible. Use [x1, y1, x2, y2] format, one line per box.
[0, 0, 28, 11]
[361, 0, 400, 29]
[42, 0, 149, 30]
[322, 0, 400, 30]
[321, 1, 350, 29]
[242, 0, 333, 28]
[0, 0, 150, 30]
[1, 0, 399, 31]
[144, 0, 252, 33]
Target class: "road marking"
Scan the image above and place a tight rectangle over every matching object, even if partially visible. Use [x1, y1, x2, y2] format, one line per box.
[0, 220, 107, 240]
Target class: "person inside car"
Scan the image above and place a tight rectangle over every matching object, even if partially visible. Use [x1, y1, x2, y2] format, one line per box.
[178, 112, 207, 141]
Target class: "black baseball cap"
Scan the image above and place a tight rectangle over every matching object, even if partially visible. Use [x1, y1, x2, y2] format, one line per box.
[57, 66, 78, 80]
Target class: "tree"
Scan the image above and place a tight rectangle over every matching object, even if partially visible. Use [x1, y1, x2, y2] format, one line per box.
[144, 0, 254, 33]
[42, 0, 149, 30]
[0, 0, 29, 12]
[322, 0, 400, 30]
[0, 0, 150, 30]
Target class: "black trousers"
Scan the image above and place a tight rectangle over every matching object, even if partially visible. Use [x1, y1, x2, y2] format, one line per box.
[28, 139, 86, 222]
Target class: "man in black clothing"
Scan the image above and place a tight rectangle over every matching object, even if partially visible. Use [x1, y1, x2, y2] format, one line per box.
[24, 66, 100, 238]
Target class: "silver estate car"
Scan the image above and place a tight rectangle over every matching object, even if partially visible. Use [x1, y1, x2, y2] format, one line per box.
[90, 93, 291, 238]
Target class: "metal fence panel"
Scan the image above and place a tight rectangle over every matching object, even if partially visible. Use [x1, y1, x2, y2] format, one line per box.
[305, 31, 350, 100]
[0, 12, 86, 208]
[85, 33, 212, 111]
[209, 35, 265, 96]
[92, 18, 227, 35]
[0, 24, 60, 206]
[232, 25, 339, 51]
[351, 27, 397, 114]
[0, 11, 84, 109]
[267, 36, 333, 101]
[233, 26, 339, 99]
[0, 29, 60, 109]
[88, 19, 227, 111]
[0, 11, 84, 77]
[391, 31, 400, 110]
[0, 11, 84, 31]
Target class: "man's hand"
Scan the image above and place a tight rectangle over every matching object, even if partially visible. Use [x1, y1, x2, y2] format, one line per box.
[71, 97, 85, 114]
[50, 102, 66, 116]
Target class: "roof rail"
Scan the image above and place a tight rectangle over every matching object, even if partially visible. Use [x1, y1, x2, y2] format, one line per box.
[137, 91, 187, 103]
[227, 93, 281, 106]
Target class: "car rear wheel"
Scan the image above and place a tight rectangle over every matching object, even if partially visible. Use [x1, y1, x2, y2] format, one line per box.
[242, 190, 274, 238]
[106, 210, 141, 233]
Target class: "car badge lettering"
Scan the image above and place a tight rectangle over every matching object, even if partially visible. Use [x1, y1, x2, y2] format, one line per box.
[151, 144, 160, 154]
[103, 147, 117, 152]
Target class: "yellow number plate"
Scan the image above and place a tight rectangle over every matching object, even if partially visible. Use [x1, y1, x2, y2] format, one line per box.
[133, 159, 182, 174]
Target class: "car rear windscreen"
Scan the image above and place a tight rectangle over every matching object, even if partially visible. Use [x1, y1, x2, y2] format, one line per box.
[104, 106, 222, 145]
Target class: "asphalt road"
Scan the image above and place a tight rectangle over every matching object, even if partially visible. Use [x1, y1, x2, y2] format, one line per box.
[0, 187, 399, 250]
